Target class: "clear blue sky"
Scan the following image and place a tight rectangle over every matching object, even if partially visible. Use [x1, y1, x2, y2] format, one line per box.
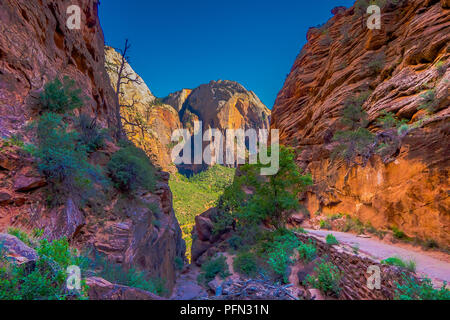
[98, 0, 355, 108]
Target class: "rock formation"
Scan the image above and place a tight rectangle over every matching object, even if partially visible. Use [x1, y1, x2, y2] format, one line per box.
[166, 80, 272, 174]
[104, 46, 272, 174]
[0, 0, 185, 296]
[271, 0, 449, 246]
[105, 46, 182, 173]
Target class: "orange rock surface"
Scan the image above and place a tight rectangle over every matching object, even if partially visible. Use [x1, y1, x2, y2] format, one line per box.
[271, 1, 450, 245]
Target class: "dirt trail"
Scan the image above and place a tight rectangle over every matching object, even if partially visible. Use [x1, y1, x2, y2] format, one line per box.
[305, 229, 450, 284]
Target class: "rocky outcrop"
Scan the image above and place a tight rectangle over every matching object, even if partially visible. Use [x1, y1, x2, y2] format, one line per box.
[0, 0, 117, 137]
[169, 80, 271, 174]
[0, 233, 38, 265]
[104, 47, 182, 173]
[86, 277, 164, 300]
[271, 1, 450, 246]
[179, 80, 270, 134]
[163, 89, 193, 112]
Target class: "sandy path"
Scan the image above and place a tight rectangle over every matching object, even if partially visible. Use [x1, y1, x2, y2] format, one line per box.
[305, 229, 450, 283]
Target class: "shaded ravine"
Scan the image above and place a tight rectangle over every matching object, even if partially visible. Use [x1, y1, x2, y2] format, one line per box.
[305, 229, 450, 284]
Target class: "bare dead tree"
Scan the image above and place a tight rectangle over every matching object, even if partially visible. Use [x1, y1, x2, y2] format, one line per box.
[105, 39, 143, 141]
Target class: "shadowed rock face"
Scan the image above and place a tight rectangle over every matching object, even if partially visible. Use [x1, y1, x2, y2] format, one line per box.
[271, 1, 449, 245]
[0, 0, 117, 137]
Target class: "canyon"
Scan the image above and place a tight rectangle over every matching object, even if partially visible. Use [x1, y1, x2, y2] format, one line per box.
[0, 0, 448, 301]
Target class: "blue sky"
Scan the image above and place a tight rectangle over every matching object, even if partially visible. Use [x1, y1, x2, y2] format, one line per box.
[99, 0, 355, 108]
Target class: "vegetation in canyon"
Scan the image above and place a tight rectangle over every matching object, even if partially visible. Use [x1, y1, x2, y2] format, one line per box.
[170, 165, 235, 259]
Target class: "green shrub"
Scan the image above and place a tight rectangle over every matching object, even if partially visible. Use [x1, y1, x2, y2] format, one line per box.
[319, 219, 332, 230]
[91, 252, 167, 296]
[219, 146, 312, 230]
[367, 52, 385, 75]
[332, 92, 376, 166]
[392, 226, 407, 240]
[2, 134, 25, 148]
[227, 235, 244, 251]
[418, 89, 438, 113]
[377, 111, 408, 130]
[395, 274, 450, 300]
[198, 255, 230, 285]
[7, 228, 33, 247]
[326, 234, 339, 246]
[174, 256, 184, 271]
[298, 240, 317, 263]
[107, 141, 157, 193]
[233, 252, 259, 277]
[75, 113, 107, 152]
[0, 237, 89, 300]
[305, 259, 342, 297]
[342, 216, 365, 234]
[39, 77, 84, 114]
[381, 256, 416, 273]
[262, 230, 300, 282]
[436, 60, 447, 77]
[33, 112, 96, 206]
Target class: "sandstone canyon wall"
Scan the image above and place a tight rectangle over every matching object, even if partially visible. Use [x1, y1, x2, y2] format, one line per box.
[0, 0, 185, 294]
[271, 0, 449, 246]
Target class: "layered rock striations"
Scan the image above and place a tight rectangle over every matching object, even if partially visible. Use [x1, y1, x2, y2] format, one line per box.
[271, 0, 450, 245]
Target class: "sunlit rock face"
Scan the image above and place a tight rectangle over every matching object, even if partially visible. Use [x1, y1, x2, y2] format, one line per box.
[271, 0, 449, 246]
[105, 46, 182, 173]
[168, 80, 272, 174]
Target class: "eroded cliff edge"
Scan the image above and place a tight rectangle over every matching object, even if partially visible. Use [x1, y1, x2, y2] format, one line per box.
[271, 1, 449, 246]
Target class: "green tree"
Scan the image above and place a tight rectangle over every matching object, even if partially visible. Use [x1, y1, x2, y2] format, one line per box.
[39, 77, 84, 114]
[237, 146, 313, 229]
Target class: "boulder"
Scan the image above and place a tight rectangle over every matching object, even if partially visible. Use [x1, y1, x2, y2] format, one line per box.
[13, 174, 46, 192]
[0, 233, 38, 265]
[195, 215, 213, 242]
[43, 198, 85, 241]
[0, 189, 12, 204]
[191, 239, 212, 263]
[86, 277, 163, 300]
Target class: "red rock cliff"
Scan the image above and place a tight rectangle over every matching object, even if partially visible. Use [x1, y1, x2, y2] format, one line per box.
[0, 0, 185, 295]
[271, 0, 449, 245]
[0, 0, 117, 134]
